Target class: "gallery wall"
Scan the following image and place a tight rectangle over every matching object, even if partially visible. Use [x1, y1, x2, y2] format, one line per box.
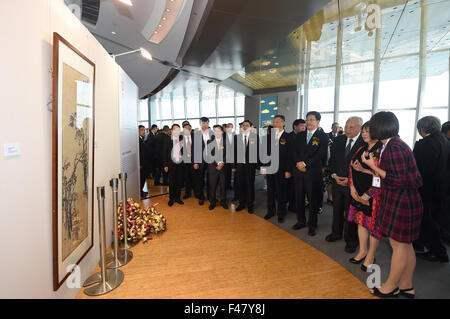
[0, 0, 138, 298]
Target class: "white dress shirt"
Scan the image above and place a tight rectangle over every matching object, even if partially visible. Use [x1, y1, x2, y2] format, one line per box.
[202, 129, 210, 145]
[345, 132, 360, 150]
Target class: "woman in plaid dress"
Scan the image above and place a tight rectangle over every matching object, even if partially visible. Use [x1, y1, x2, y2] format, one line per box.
[361, 112, 423, 299]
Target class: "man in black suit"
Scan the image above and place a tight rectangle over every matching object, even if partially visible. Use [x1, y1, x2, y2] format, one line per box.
[182, 123, 194, 199]
[224, 123, 236, 191]
[291, 111, 329, 236]
[326, 117, 364, 253]
[235, 120, 259, 214]
[145, 124, 158, 178]
[414, 116, 449, 262]
[192, 117, 214, 205]
[328, 122, 340, 144]
[154, 126, 170, 185]
[287, 119, 306, 212]
[263, 115, 291, 223]
[163, 124, 184, 206]
[139, 125, 151, 198]
[206, 125, 228, 211]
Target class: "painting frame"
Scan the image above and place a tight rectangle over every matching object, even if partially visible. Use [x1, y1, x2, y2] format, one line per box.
[52, 32, 96, 291]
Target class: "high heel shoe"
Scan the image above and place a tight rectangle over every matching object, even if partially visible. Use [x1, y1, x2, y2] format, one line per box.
[349, 255, 366, 264]
[371, 287, 399, 298]
[361, 258, 376, 272]
[399, 288, 415, 299]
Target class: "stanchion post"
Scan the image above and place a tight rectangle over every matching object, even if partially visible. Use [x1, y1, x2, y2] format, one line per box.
[84, 186, 124, 296]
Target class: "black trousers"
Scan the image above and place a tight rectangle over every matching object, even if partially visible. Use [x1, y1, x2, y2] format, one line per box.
[225, 164, 233, 189]
[331, 184, 358, 247]
[293, 170, 319, 228]
[140, 168, 148, 192]
[236, 164, 256, 209]
[418, 201, 448, 257]
[208, 165, 227, 204]
[287, 178, 296, 211]
[183, 163, 193, 196]
[267, 172, 288, 218]
[192, 165, 205, 200]
[154, 158, 168, 185]
[168, 164, 183, 200]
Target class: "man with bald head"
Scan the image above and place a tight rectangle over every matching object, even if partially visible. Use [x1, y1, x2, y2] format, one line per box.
[326, 117, 365, 253]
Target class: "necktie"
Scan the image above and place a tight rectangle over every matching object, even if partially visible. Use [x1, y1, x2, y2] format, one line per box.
[174, 139, 180, 162]
[345, 138, 353, 158]
[307, 132, 312, 144]
[245, 135, 248, 146]
[187, 137, 191, 157]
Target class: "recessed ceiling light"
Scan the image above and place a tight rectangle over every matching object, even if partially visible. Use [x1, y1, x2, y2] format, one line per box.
[118, 0, 132, 6]
[166, 9, 170, 12]
[162, 17, 167, 20]
[111, 31, 116, 35]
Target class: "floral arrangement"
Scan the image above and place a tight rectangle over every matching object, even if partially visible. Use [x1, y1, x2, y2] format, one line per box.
[312, 137, 320, 146]
[280, 138, 286, 145]
[117, 198, 167, 244]
[370, 147, 381, 159]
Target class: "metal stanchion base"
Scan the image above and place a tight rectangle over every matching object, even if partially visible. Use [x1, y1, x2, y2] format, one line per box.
[119, 240, 138, 249]
[83, 269, 124, 296]
[83, 272, 102, 287]
[107, 249, 133, 269]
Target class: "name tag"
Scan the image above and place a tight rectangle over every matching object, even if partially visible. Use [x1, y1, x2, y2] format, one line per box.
[372, 176, 381, 188]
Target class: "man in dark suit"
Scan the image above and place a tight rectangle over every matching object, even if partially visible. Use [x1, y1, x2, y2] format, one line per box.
[328, 122, 340, 143]
[291, 111, 329, 236]
[326, 117, 364, 253]
[206, 125, 228, 210]
[224, 123, 236, 191]
[414, 116, 450, 262]
[235, 120, 259, 214]
[163, 124, 184, 206]
[145, 124, 158, 178]
[192, 117, 214, 205]
[154, 126, 170, 185]
[139, 125, 151, 198]
[286, 119, 306, 212]
[182, 123, 194, 199]
[263, 115, 291, 223]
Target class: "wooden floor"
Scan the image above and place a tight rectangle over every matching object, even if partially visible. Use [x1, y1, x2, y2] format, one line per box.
[77, 195, 375, 299]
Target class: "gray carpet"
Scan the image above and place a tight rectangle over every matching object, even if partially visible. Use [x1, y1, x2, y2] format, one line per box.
[248, 175, 450, 299]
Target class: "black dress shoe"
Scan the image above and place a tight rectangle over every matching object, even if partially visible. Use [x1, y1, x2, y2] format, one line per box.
[236, 205, 245, 212]
[209, 203, 216, 210]
[278, 217, 285, 223]
[325, 234, 342, 242]
[175, 199, 184, 205]
[308, 227, 317, 236]
[292, 223, 306, 230]
[199, 199, 204, 205]
[221, 202, 228, 210]
[264, 213, 275, 220]
[248, 208, 254, 214]
[183, 194, 192, 199]
[327, 199, 333, 205]
[416, 251, 449, 263]
[345, 245, 357, 254]
[317, 207, 323, 215]
[168, 199, 174, 207]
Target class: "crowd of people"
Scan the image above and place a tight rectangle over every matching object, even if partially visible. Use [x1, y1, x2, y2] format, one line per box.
[138, 112, 450, 298]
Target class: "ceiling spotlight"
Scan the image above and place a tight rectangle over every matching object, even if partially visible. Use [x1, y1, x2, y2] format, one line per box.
[166, 9, 171, 12]
[119, 0, 133, 6]
[111, 31, 116, 35]
[140, 48, 152, 61]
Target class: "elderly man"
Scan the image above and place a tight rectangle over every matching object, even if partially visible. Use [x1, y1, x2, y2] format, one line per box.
[414, 116, 449, 262]
[326, 117, 365, 253]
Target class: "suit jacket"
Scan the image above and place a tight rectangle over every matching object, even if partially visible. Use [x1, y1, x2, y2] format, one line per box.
[192, 129, 213, 167]
[206, 137, 226, 167]
[262, 130, 290, 175]
[413, 132, 450, 202]
[328, 132, 339, 143]
[328, 134, 365, 181]
[154, 132, 170, 161]
[139, 136, 150, 171]
[163, 135, 184, 168]
[234, 132, 260, 169]
[290, 129, 329, 180]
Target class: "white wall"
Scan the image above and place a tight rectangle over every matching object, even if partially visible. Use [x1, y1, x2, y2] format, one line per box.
[0, 0, 136, 298]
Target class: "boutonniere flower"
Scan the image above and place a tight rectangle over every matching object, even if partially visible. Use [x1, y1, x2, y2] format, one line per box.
[250, 138, 255, 144]
[220, 145, 224, 150]
[312, 137, 320, 146]
[370, 148, 380, 159]
[280, 138, 286, 145]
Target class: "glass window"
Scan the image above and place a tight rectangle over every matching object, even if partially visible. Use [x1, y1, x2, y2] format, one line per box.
[378, 56, 419, 109]
[377, 109, 416, 148]
[186, 91, 200, 118]
[319, 112, 334, 134]
[236, 93, 245, 116]
[218, 86, 235, 117]
[201, 87, 216, 118]
[173, 94, 185, 119]
[420, 108, 448, 125]
[308, 67, 336, 112]
[423, 51, 449, 108]
[138, 99, 148, 122]
[340, 62, 373, 111]
[160, 96, 172, 119]
[338, 112, 372, 127]
[236, 117, 245, 131]
[161, 120, 173, 128]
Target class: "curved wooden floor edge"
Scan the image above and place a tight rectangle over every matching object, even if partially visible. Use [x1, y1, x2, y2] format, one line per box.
[77, 195, 376, 299]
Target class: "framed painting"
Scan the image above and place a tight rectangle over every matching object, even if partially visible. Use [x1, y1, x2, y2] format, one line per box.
[52, 32, 95, 291]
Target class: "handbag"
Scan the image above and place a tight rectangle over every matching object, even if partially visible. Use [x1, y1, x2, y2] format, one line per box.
[350, 197, 373, 217]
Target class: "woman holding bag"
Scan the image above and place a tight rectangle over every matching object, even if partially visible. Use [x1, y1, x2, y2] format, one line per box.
[347, 122, 383, 272]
